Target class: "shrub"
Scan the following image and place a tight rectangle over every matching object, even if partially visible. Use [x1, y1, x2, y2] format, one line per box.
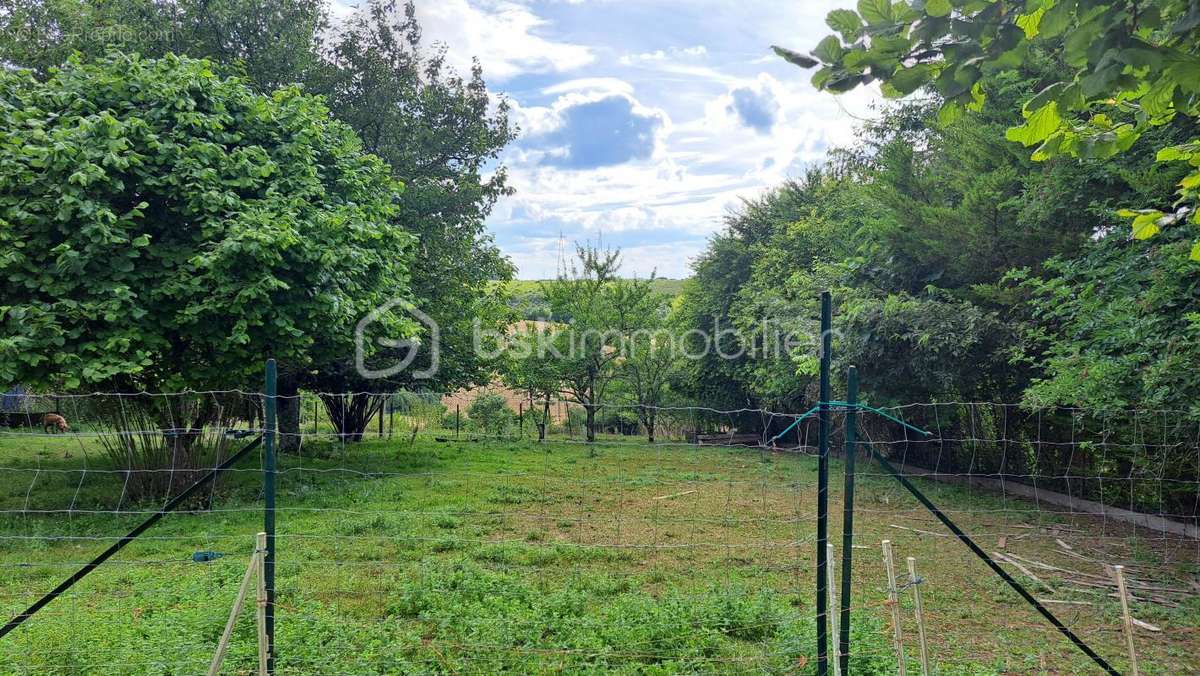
[467, 393, 514, 436]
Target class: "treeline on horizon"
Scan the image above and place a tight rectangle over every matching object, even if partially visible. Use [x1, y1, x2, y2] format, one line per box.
[1, 0, 1197, 519]
[661, 50, 1199, 519]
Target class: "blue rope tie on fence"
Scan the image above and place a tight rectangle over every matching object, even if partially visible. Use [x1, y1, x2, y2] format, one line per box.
[766, 401, 932, 446]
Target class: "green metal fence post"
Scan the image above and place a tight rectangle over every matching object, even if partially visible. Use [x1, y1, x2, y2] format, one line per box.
[263, 359, 277, 673]
[816, 290, 832, 676]
[838, 365, 858, 675]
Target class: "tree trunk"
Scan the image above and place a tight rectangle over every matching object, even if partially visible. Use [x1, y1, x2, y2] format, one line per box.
[647, 408, 656, 444]
[585, 370, 597, 442]
[321, 392, 382, 442]
[277, 375, 302, 453]
[539, 397, 550, 441]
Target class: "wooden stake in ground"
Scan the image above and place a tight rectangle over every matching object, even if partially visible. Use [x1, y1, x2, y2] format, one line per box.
[208, 533, 269, 676]
[208, 543, 259, 675]
[1112, 565, 1140, 676]
[906, 556, 930, 676]
[882, 540, 907, 676]
[255, 532, 269, 676]
[828, 542, 841, 676]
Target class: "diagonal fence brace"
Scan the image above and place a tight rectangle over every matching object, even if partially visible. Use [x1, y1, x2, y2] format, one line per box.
[868, 446, 1120, 675]
[0, 434, 264, 639]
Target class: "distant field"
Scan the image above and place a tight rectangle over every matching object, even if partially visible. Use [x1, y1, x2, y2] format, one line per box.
[500, 277, 687, 321]
[503, 278, 688, 298]
[0, 431, 1195, 673]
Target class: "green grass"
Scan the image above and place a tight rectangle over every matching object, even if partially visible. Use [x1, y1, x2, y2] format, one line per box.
[0, 432, 1195, 673]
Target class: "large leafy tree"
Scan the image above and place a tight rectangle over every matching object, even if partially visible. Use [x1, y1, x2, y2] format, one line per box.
[0, 0, 328, 92]
[312, 0, 516, 405]
[0, 53, 414, 426]
[615, 287, 681, 444]
[775, 0, 1200, 255]
[0, 0, 517, 445]
[541, 246, 626, 443]
[1017, 227, 1200, 413]
[500, 322, 561, 441]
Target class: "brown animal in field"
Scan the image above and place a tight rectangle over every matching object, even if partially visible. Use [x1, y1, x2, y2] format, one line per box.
[42, 413, 69, 434]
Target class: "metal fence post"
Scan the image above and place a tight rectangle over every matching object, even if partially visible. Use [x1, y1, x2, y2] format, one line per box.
[838, 365, 858, 675]
[816, 290, 832, 676]
[263, 359, 277, 673]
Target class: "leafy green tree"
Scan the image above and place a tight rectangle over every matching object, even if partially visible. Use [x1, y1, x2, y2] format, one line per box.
[0, 0, 328, 92]
[313, 0, 517, 397]
[501, 323, 561, 441]
[775, 0, 1200, 255]
[0, 53, 414, 429]
[604, 277, 677, 443]
[540, 246, 626, 443]
[1016, 227, 1200, 413]
[673, 177, 835, 414]
[0, 0, 517, 445]
[467, 392, 514, 437]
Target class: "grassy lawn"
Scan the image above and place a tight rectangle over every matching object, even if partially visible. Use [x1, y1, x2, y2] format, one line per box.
[0, 431, 1196, 674]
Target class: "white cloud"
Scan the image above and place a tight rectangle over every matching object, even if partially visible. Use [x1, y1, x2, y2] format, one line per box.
[618, 45, 708, 66]
[381, 0, 892, 278]
[409, 0, 593, 80]
[542, 78, 635, 96]
[511, 81, 672, 169]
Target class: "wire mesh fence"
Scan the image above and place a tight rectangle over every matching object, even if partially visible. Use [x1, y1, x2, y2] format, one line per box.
[0, 390, 1196, 673]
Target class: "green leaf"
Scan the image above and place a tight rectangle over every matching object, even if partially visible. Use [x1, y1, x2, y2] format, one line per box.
[812, 36, 845, 64]
[1006, 102, 1062, 147]
[936, 101, 962, 125]
[967, 81, 986, 112]
[1016, 7, 1046, 38]
[1039, 0, 1075, 39]
[1026, 82, 1066, 112]
[772, 45, 819, 69]
[1156, 146, 1191, 162]
[1130, 211, 1164, 239]
[857, 0, 894, 26]
[1140, 78, 1176, 120]
[890, 63, 934, 95]
[811, 67, 833, 90]
[826, 9, 864, 39]
[925, 0, 952, 17]
[1191, 241, 1200, 261]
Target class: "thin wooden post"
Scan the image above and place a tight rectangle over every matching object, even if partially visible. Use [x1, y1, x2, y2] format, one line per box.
[255, 532, 269, 676]
[455, 405, 460, 440]
[827, 542, 841, 676]
[906, 556, 929, 676]
[388, 397, 394, 439]
[262, 362, 276, 673]
[882, 540, 907, 676]
[378, 396, 384, 438]
[1112, 565, 1140, 676]
[208, 538, 261, 676]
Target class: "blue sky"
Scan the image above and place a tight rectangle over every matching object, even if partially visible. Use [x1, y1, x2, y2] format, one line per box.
[336, 1, 882, 278]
